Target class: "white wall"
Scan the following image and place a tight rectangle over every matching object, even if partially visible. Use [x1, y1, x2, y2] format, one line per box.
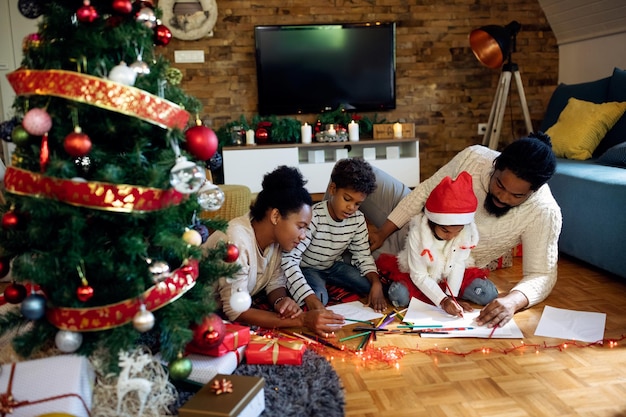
[558, 32, 626, 84]
[0, 0, 39, 168]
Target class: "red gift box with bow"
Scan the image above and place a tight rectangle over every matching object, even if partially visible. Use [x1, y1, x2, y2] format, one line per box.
[187, 323, 251, 357]
[244, 335, 307, 365]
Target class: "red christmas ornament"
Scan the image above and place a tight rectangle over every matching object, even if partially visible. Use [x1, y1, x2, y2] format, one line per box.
[40, 132, 49, 173]
[185, 124, 218, 161]
[112, 0, 133, 14]
[191, 313, 226, 349]
[2, 211, 19, 230]
[76, 0, 99, 23]
[22, 108, 52, 136]
[154, 24, 172, 46]
[4, 282, 27, 304]
[0, 257, 11, 278]
[64, 126, 92, 157]
[224, 243, 239, 263]
[77, 282, 94, 302]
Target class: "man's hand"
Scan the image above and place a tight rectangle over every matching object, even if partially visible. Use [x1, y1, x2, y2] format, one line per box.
[476, 290, 528, 328]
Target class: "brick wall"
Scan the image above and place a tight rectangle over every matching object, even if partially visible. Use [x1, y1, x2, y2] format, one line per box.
[160, 0, 558, 180]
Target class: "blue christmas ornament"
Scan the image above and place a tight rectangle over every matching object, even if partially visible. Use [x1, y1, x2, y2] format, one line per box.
[21, 293, 46, 320]
[388, 281, 410, 308]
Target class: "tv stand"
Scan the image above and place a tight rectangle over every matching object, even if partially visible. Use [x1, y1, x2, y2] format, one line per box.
[222, 138, 420, 193]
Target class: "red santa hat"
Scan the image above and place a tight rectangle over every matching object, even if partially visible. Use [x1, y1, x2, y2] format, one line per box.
[424, 171, 477, 226]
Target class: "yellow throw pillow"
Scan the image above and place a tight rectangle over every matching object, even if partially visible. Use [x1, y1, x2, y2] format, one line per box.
[546, 97, 626, 160]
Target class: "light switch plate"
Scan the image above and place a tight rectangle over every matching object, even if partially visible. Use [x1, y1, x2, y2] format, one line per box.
[174, 50, 205, 63]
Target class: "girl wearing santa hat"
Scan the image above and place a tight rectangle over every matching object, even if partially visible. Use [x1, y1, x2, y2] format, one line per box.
[377, 171, 498, 316]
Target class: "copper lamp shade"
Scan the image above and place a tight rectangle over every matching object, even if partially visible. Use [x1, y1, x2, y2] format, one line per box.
[469, 21, 521, 69]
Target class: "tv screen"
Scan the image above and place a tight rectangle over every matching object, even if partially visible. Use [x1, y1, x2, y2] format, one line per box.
[254, 22, 396, 116]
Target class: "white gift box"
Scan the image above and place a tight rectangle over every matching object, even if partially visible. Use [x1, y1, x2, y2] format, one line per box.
[0, 355, 95, 417]
[363, 147, 376, 160]
[186, 345, 246, 384]
[386, 146, 400, 159]
[308, 150, 325, 164]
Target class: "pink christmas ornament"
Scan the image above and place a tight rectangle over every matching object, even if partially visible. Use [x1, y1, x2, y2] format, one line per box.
[22, 108, 52, 136]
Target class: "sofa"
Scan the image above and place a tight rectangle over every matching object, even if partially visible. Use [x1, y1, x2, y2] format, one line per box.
[542, 67, 626, 279]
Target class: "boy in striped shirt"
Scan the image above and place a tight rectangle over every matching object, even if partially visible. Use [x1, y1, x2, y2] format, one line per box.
[282, 158, 387, 313]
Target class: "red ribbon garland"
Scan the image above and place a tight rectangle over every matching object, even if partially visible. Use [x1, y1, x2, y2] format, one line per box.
[0, 363, 92, 417]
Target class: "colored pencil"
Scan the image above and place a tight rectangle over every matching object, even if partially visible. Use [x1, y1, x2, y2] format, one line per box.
[403, 331, 449, 335]
[339, 331, 372, 342]
[356, 333, 370, 350]
[301, 332, 344, 351]
[344, 318, 374, 324]
[397, 324, 444, 329]
[444, 281, 463, 318]
[488, 325, 498, 339]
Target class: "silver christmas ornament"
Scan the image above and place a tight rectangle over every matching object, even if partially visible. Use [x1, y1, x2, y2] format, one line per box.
[55, 330, 83, 353]
[169, 156, 206, 194]
[133, 304, 155, 332]
[147, 258, 171, 283]
[135, 6, 157, 28]
[197, 181, 225, 211]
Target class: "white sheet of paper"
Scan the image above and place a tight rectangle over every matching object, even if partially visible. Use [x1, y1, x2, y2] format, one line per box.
[404, 297, 523, 339]
[534, 305, 606, 342]
[326, 301, 384, 326]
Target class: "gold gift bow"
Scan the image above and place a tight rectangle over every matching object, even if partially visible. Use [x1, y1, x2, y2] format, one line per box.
[252, 335, 304, 365]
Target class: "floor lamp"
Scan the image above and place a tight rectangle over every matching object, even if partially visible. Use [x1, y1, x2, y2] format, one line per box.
[469, 21, 532, 150]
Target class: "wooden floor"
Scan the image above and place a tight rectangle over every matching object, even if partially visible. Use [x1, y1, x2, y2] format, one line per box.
[328, 255, 626, 417]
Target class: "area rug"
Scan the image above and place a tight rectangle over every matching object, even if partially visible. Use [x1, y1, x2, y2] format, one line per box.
[172, 349, 345, 416]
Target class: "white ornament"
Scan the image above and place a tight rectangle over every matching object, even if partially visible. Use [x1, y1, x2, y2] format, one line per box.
[197, 181, 225, 211]
[109, 61, 137, 86]
[133, 304, 155, 333]
[116, 350, 154, 417]
[55, 330, 83, 353]
[229, 288, 252, 313]
[169, 156, 206, 194]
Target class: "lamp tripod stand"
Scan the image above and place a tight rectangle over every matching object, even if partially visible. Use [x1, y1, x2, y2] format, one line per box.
[482, 62, 533, 150]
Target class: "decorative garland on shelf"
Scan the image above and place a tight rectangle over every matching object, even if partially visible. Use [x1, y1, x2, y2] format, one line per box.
[46, 259, 199, 331]
[160, 0, 218, 41]
[6, 69, 190, 130]
[4, 166, 185, 213]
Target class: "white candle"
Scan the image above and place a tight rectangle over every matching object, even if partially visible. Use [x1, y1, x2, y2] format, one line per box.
[246, 129, 255, 145]
[393, 122, 403, 139]
[348, 120, 359, 142]
[328, 124, 336, 136]
[301, 123, 312, 144]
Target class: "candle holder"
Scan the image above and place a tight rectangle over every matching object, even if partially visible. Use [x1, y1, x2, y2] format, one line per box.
[315, 124, 348, 142]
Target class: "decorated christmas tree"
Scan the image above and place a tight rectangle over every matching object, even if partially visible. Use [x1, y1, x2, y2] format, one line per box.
[0, 0, 237, 380]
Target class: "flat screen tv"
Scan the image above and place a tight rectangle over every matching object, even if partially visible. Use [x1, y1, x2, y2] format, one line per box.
[254, 22, 396, 116]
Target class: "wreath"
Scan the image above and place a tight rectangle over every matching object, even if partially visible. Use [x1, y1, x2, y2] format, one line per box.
[160, 0, 218, 41]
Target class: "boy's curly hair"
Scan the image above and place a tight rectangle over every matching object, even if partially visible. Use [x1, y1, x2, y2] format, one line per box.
[330, 157, 377, 195]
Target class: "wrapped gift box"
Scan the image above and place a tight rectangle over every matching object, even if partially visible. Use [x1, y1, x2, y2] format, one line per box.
[0, 354, 95, 417]
[245, 335, 306, 365]
[186, 345, 246, 384]
[178, 374, 265, 417]
[187, 323, 250, 357]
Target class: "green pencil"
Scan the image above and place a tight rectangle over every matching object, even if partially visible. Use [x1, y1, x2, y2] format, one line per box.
[397, 324, 444, 329]
[344, 318, 374, 325]
[339, 331, 372, 342]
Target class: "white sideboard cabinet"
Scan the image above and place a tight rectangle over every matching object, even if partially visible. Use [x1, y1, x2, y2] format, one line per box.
[222, 138, 420, 194]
